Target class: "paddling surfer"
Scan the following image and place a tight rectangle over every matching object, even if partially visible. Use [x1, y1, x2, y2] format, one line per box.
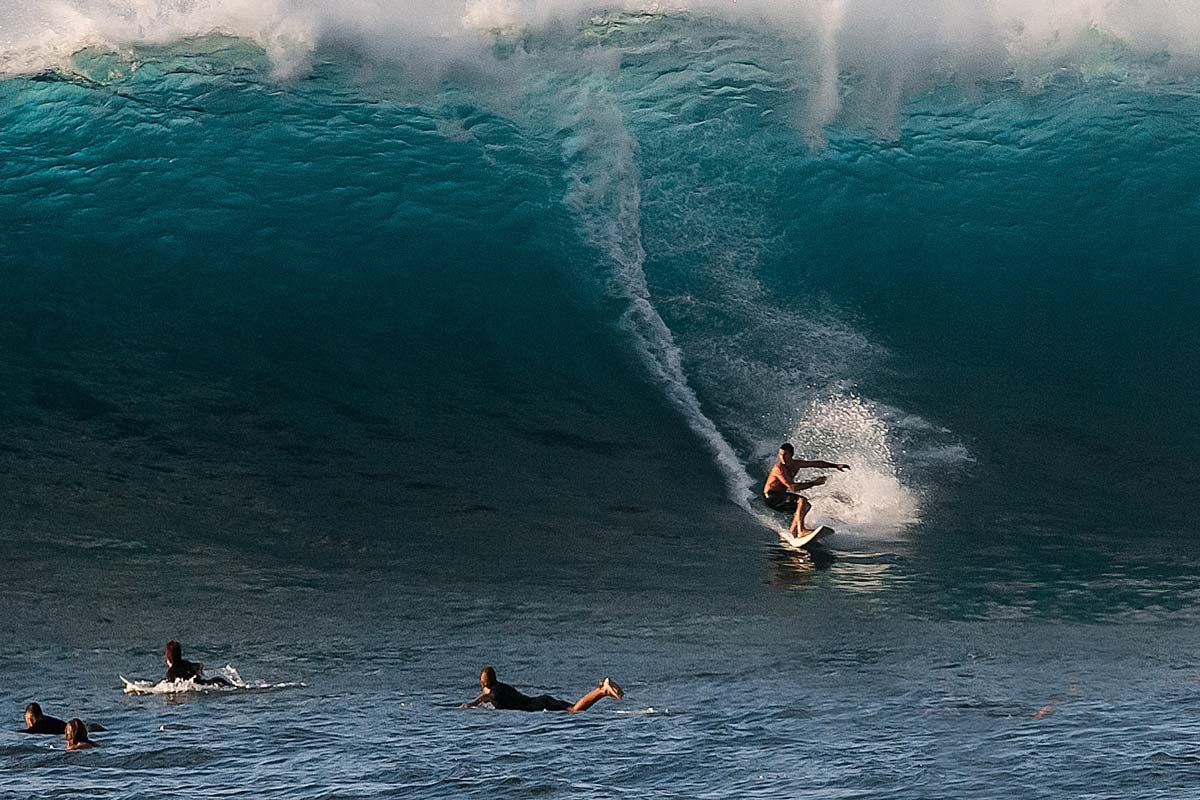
[164, 640, 232, 687]
[763, 442, 850, 536]
[20, 703, 66, 735]
[460, 666, 623, 713]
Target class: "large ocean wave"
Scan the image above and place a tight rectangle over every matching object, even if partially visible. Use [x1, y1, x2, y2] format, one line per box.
[2, 2, 1198, 543]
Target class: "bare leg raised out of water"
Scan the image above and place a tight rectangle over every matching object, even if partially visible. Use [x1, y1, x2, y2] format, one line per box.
[568, 677, 624, 713]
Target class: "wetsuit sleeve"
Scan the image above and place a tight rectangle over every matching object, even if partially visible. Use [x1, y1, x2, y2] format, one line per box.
[24, 717, 67, 734]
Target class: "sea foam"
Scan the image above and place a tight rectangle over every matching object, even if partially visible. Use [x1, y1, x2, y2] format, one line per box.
[5, 1, 1199, 86]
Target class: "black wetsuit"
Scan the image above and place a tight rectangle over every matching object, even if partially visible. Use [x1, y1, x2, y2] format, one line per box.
[21, 716, 67, 735]
[488, 681, 572, 712]
[167, 659, 231, 686]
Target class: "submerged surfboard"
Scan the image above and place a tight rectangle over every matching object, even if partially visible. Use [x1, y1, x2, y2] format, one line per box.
[778, 525, 835, 550]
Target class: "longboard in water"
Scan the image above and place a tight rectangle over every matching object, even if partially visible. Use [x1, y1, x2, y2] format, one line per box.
[778, 525, 834, 550]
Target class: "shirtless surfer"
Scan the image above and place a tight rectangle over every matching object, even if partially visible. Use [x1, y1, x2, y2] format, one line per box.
[460, 666, 623, 713]
[763, 442, 850, 536]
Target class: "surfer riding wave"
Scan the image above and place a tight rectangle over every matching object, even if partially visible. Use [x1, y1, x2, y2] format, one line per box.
[763, 442, 850, 536]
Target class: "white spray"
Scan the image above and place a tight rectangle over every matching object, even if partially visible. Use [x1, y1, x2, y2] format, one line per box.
[5, 1, 1200, 83]
[551, 63, 757, 511]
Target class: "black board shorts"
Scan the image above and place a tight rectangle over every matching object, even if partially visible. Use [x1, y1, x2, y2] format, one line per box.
[764, 491, 799, 514]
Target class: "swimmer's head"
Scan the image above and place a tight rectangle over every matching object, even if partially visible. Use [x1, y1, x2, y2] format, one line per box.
[64, 719, 88, 747]
[778, 442, 794, 459]
[165, 640, 183, 666]
[24, 703, 42, 728]
[480, 666, 497, 690]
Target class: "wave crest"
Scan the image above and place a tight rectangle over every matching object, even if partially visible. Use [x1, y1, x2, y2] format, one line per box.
[5, 1, 1200, 89]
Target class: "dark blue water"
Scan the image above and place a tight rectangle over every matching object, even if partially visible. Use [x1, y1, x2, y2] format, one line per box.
[3, 7, 1200, 798]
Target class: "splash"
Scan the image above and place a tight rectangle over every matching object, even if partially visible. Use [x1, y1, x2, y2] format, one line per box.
[784, 394, 921, 535]
[120, 665, 304, 694]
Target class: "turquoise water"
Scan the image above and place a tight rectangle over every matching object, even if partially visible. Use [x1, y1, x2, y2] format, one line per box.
[2, 5, 1200, 798]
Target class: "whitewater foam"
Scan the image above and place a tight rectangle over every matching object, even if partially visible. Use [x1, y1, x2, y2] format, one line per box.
[783, 395, 920, 534]
[6, 1, 1200, 93]
[121, 665, 304, 694]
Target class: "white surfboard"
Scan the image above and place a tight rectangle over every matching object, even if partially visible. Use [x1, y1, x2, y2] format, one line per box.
[120, 673, 230, 695]
[120, 673, 303, 695]
[778, 525, 835, 550]
[121, 675, 164, 695]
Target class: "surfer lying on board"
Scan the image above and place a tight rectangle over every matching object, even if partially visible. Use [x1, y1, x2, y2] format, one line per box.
[20, 703, 67, 735]
[460, 666, 623, 713]
[164, 640, 232, 686]
[20, 703, 105, 735]
[763, 442, 850, 536]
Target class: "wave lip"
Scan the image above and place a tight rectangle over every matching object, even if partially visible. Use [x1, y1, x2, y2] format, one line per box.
[6, 2, 1200, 87]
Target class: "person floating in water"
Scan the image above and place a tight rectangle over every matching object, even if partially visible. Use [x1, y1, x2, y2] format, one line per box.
[763, 442, 850, 536]
[20, 703, 67, 735]
[164, 640, 232, 686]
[461, 666, 623, 712]
[64, 719, 97, 751]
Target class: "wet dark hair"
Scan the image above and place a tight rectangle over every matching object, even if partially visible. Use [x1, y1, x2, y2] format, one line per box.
[25, 702, 42, 719]
[480, 666, 496, 684]
[165, 640, 183, 663]
[779, 443, 794, 454]
[65, 719, 89, 744]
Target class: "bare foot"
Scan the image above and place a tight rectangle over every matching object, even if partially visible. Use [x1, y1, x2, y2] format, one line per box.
[601, 677, 624, 700]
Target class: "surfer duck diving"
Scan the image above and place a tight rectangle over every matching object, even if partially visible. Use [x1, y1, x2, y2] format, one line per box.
[763, 442, 850, 537]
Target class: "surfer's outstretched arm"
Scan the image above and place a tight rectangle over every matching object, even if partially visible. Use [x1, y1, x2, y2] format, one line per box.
[460, 693, 488, 709]
[793, 459, 850, 471]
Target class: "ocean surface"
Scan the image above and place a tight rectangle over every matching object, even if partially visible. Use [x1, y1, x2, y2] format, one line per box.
[2, 2, 1200, 798]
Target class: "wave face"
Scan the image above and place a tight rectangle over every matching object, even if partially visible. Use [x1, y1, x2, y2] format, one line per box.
[2, 3, 1199, 547]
